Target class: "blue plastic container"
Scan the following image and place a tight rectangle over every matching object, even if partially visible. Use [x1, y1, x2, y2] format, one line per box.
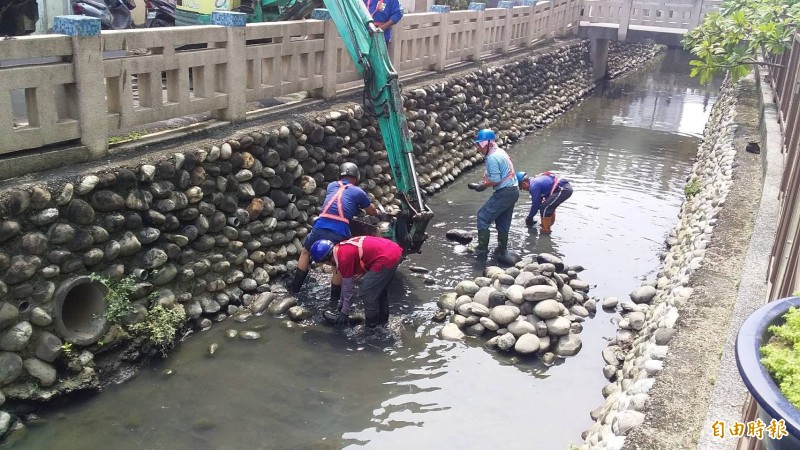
[736, 296, 800, 450]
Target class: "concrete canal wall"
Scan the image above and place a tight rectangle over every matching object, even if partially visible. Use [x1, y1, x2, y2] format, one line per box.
[0, 39, 662, 436]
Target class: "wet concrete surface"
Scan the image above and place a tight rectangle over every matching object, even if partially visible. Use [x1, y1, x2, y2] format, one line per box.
[6, 49, 723, 450]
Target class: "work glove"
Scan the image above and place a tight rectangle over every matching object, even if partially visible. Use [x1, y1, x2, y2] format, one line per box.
[378, 212, 391, 222]
[525, 216, 536, 227]
[468, 182, 487, 192]
[323, 310, 349, 326]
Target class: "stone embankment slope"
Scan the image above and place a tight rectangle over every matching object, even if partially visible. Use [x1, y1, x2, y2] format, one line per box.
[580, 73, 765, 449]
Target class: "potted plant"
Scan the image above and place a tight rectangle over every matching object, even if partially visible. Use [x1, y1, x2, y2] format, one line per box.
[736, 296, 800, 450]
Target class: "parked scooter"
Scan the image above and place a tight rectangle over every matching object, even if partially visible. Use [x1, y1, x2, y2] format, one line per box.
[145, 0, 175, 27]
[71, 0, 136, 30]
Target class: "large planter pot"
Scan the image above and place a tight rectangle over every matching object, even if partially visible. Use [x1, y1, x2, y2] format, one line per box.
[736, 296, 800, 450]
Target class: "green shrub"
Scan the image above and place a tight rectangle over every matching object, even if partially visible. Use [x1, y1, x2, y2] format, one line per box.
[129, 304, 187, 355]
[684, 180, 702, 198]
[437, 0, 469, 10]
[761, 306, 800, 409]
[89, 273, 137, 323]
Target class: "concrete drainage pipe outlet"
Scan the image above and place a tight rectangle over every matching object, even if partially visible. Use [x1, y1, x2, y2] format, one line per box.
[54, 276, 110, 345]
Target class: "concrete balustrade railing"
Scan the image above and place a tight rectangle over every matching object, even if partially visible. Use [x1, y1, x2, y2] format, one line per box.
[0, 1, 583, 161]
[580, 0, 721, 39]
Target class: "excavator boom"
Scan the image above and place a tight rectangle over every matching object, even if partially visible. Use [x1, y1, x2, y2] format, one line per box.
[321, 0, 433, 254]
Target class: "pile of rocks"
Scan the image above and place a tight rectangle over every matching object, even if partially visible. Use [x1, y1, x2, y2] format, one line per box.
[606, 41, 665, 79]
[435, 253, 594, 363]
[0, 39, 662, 433]
[580, 79, 742, 450]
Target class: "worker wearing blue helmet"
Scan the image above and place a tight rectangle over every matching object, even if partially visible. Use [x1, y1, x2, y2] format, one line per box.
[309, 236, 403, 329]
[288, 162, 382, 305]
[518, 170, 573, 233]
[467, 128, 519, 260]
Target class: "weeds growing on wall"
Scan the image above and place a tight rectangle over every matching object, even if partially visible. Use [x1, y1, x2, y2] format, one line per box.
[761, 306, 800, 409]
[684, 180, 702, 198]
[89, 273, 136, 323]
[89, 272, 185, 356]
[129, 304, 187, 356]
[107, 130, 147, 145]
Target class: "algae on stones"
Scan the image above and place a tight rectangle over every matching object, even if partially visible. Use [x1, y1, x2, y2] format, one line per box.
[760, 306, 800, 410]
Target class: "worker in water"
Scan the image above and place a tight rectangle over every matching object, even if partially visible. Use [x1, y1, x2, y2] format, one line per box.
[517, 170, 573, 233]
[467, 129, 520, 260]
[310, 236, 403, 329]
[288, 162, 381, 304]
[364, 0, 403, 43]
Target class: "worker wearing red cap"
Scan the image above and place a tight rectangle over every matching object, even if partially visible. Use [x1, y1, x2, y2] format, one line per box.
[309, 235, 403, 329]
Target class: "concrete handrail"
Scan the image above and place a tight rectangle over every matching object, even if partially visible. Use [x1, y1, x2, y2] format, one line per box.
[0, 0, 712, 161]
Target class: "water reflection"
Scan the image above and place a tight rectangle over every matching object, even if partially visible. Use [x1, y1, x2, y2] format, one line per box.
[10, 49, 721, 450]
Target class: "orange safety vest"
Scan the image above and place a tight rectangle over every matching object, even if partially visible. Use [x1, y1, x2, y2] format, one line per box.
[537, 171, 561, 196]
[334, 236, 367, 271]
[318, 181, 352, 223]
[367, 0, 388, 26]
[483, 144, 516, 186]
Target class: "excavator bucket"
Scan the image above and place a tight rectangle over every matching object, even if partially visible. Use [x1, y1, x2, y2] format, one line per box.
[320, 0, 434, 255]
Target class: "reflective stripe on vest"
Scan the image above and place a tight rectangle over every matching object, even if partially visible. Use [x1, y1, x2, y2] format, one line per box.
[367, 0, 384, 15]
[534, 172, 561, 197]
[483, 144, 516, 185]
[549, 177, 560, 196]
[318, 181, 351, 223]
[334, 236, 367, 271]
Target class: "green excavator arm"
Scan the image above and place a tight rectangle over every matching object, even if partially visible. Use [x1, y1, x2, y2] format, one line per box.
[320, 0, 434, 255]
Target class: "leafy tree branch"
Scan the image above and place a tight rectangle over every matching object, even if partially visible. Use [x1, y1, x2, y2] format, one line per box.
[684, 0, 800, 84]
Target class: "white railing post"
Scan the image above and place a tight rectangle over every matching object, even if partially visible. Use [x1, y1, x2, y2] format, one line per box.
[499, 1, 514, 53]
[53, 15, 107, 159]
[618, 0, 633, 40]
[211, 11, 247, 124]
[497, 0, 514, 54]
[431, 5, 451, 72]
[312, 9, 339, 100]
[524, 0, 538, 47]
[470, 3, 486, 62]
[542, 1, 552, 38]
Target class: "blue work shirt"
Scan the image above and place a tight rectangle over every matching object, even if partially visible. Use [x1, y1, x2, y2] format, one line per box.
[527, 174, 568, 219]
[314, 180, 372, 237]
[485, 145, 518, 190]
[364, 0, 403, 42]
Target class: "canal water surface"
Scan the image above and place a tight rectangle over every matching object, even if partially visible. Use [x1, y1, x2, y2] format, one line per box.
[9, 49, 722, 450]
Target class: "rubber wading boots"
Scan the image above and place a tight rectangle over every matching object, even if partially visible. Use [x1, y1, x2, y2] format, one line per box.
[496, 231, 509, 253]
[289, 268, 308, 294]
[475, 229, 490, 259]
[329, 284, 342, 308]
[541, 215, 553, 233]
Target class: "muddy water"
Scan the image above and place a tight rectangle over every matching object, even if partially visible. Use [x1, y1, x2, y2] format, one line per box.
[10, 49, 721, 450]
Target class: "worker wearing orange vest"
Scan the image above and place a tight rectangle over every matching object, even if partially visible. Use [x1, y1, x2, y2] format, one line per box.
[309, 236, 403, 328]
[288, 162, 381, 300]
[467, 129, 520, 260]
[518, 171, 573, 233]
[364, 0, 403, 43]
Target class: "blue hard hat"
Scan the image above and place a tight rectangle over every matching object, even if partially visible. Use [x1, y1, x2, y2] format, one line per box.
[516, 171, 527, 184]
[310, 239, 335, 263]
[474, 129, 496, 143]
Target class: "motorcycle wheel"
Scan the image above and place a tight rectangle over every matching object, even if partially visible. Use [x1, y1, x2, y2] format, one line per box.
[148, 18, 171, 27]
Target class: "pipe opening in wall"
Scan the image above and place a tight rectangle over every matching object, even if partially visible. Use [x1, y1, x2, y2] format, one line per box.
[54, 276, 110, 345]
[17, 301, 30, 313]
[133, 268, 149, 280]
